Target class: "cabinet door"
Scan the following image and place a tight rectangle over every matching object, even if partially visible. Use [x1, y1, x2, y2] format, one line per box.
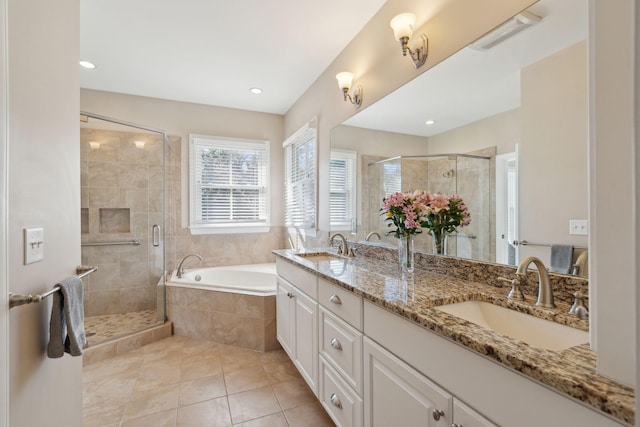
[364, 338, 452, 427]
[276, 277, 294, 358]
[452, 399, 497, 427]
[294, 288, 319, 395]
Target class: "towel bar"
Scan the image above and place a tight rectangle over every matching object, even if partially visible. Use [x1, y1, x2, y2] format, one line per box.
[82, 239, 140, 247]
[512, 240, 587, 250]
[8, 265, 98, 309]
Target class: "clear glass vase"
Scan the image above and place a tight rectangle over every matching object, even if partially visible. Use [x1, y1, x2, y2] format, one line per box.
[398, 235, 414, 273]
[431, 229, 448, 255]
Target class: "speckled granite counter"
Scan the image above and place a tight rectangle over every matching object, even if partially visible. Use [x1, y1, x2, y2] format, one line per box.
[273, 249, 635, 426]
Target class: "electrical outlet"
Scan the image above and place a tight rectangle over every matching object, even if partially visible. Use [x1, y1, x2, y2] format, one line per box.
[24, 227, 44, 264]
[569, 220, 588, 236]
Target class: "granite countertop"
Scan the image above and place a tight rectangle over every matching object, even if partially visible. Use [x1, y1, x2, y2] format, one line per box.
[273, 249, 635, 426]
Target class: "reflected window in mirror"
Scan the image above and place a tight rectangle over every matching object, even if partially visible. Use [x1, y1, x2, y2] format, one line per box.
[330, 149, 357, 232]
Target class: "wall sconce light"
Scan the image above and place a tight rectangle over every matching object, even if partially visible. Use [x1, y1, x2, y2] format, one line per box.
[389, 13, 428, 69]
[134, 140, 146, 149]
[89, 141, 101, 150]
[335, 72, 363, 108]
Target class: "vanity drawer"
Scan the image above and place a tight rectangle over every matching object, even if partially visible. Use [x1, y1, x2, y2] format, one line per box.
[276, 258, 317, 299]
[319, 278, 362, 330]
[319, 356, 363, 427]
[319, 307, 363, 394]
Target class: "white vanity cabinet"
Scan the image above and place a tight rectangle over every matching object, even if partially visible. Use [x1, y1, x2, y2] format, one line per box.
[276, 259, 319, 395]
[363, 337, 453, 427]
[452, 399, 497, 427]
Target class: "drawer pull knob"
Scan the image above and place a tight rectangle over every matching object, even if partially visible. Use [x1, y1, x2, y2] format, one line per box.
[432, 409, 445, 421]
[286, 292, 294, 298]
[329, 393, 343, 409]
[451, 424, 463, 427]
[329, 294, 342, 305]
[330, 337, 343, 351]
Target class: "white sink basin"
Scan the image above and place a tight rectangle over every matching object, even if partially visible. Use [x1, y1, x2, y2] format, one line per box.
[296, 252, 342, 262]
[435, 300, 588, 351]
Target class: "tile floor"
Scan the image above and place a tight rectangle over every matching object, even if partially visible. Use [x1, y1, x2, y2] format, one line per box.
[85, 310, 161, 346]
[83, 335, 336, 427]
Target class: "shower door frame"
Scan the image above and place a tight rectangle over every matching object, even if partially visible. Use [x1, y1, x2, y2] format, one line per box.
[80, 111, 168, 323]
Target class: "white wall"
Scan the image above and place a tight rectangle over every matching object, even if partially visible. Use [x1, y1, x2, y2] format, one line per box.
[1, 0, 9, 424]
[8, 0, 82, 425]
[589, 0, 636, 387]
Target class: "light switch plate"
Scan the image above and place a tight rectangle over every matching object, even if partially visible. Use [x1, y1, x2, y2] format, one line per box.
[24, 227, 44, 264]
[569, 220, 588, 236]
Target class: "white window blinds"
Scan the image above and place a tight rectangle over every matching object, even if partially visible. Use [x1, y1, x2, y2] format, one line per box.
[189, 135, 269, 231]
[330, 149, 357, 231]
[283, 120, 317, 230]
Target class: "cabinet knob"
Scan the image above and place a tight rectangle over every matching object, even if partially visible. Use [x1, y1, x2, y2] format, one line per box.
[432, 409, 445, 421]
[286, 292, 294, 298]
[329, 393, 343, 409]
[329, 294, 342, 305]
[330, 337, 343, 351]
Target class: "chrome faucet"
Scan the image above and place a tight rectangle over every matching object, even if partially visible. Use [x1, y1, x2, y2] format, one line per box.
[515, 256, 555, 308]
[365, 231, 381, 241]
[330, 233, 354, 257]
[176, 253, 203, 278]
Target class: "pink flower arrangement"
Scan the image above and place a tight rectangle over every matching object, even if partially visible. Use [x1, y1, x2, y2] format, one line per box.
[381, 191, 471, 238]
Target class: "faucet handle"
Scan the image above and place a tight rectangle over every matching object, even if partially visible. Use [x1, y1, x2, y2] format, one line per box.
[347, 247, 355, 257]
[569, 291, 589, 319]
[498, 276, 525, 301]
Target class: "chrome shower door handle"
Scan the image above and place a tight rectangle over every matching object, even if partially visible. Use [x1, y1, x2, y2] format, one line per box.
[152, 224, 161, 247]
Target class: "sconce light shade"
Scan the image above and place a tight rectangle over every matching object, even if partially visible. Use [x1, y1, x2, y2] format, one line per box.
[390, 12, 428, 69]
[336, 72, 354, 91]
[390, 13, 416, 41]
[336, 72, 362, 108]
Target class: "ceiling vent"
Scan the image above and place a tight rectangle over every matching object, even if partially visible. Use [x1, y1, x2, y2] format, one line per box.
[470, 11, 542, 51]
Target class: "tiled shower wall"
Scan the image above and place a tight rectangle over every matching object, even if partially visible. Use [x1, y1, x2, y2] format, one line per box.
[80, 128, 165, 316]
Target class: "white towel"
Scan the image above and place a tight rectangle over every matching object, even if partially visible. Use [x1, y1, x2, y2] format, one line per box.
[47, 276, 86, 358]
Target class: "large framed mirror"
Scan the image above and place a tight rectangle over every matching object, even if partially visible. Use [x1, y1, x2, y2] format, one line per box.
[330, 0, 588, 276]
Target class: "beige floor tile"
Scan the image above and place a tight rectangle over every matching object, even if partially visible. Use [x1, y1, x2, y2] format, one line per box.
[124, 383, 180, 420]
[284, 401, 336, 427]
[227, 386, 281, 424]
[82, 399, 128, 427]
[272, 378, 317, 410]
[180, 354, 223, 381]
[232, 412, 289, 427]
[121, 408, 177, 427]
[258, 348, 289, 364]
[220, 348, 262, 374]
[263, 359, 302, 384]
[132, 364, 182, 395]
[83, 353, 145, 384]
[141, 348, 184, 368]
[224, 365, 269, 395]
[176, 397, 232, 427]
[179, 374, 227, 406]
[83, 375, 137, 407]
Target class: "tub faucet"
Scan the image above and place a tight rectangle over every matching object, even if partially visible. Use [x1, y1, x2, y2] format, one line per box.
[365, 231, 381, 241]
[177, 253, 203, 278]
[515, 256, 555, 308]
[330, 233, 354, 257]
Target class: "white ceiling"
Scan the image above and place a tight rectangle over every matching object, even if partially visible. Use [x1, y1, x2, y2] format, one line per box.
[343, 0, 588, 137]
[80, 0, 387, 115]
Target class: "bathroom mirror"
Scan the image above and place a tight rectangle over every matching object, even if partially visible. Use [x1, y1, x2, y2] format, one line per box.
[329, 0, 589, 274]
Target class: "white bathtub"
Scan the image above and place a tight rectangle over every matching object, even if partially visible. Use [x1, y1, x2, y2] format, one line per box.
[166, 263, 277, 296]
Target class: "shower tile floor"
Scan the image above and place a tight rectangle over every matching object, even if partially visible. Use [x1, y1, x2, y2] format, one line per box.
[85, 310, 161, 346]
[82, 335, 336, 427]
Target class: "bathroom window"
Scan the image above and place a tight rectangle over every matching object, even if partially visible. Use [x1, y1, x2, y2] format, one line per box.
[284, 118, 317, 233]
[189, 135, 270, 234]
[330, 149, 357, 231]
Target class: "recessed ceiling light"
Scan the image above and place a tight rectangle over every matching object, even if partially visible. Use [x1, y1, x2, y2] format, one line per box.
[79, 60, 96, 69]
[249, 87, 263, 94]
[425, 120, 436, 125]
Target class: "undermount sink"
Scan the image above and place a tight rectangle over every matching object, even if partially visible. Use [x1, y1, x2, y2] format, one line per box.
[435, 300, 589, 351]
[296, 252, 342, 262]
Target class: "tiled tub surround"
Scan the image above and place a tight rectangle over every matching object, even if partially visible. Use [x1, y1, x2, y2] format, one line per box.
[166, 284, 279, 352]
[273, 248, 634, 425]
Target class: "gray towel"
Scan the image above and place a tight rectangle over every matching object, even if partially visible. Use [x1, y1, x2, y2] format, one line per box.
[550, 244, 574, 274]
[47, 276, 86, 358]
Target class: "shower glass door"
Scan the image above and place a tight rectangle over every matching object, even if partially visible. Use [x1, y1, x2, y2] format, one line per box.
[80, 113, 166, 346]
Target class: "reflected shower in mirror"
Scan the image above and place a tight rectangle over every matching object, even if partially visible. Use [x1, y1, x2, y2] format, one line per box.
[329, 0, 588, 274]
